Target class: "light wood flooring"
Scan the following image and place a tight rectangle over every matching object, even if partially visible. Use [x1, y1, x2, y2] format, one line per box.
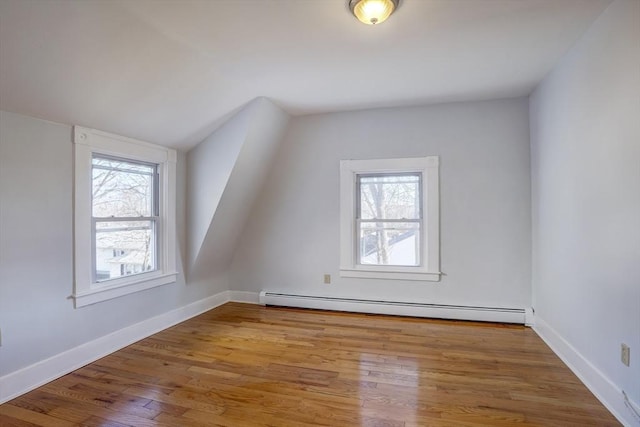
[0, 302, 620, 426]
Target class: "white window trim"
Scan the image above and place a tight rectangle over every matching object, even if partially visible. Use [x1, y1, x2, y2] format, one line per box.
[340, 156, 441, 281]
[73, 126, 177, 307]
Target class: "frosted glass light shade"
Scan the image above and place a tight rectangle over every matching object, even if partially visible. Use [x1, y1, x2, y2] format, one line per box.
[349, 0, 399, 25]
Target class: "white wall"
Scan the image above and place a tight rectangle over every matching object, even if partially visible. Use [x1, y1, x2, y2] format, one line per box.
[0, 110, 226, 377]
[230, 98, 532, 310]
[530, 0, 640, 423]
[187, 102, 251, 271]
[187, 98, 290, 282]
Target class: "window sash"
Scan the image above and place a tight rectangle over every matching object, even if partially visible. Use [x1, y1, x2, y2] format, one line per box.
[92, 218, 159, 283]
[355, 172, 423, 267]
[92, 153, 159, 218]
[357, 218, 422, 223]
[91, 154, 160, 285]
[356, 172, 423, 221]
[355, 219, 423, 267]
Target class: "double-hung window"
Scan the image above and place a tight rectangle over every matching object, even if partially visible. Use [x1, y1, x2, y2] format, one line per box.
[92, 155, 158, 281]
[73, 126, 177, 307]
[340, 157, 440, 281]
[357, 173, 422, 266]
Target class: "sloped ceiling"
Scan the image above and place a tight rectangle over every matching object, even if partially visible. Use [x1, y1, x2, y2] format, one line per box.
[0, 0, 611, 150]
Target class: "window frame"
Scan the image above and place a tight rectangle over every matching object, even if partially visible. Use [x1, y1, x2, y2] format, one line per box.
[340, 156, 441, 281]
[73, 126, 177, 307]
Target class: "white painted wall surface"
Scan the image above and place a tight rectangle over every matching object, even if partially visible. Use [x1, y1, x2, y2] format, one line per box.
[186, 102, 251, 269]
[188, 98, 290, 281]
[530, 0, 640, 420]
[229, 98, 532, 310]
[0, 110, 226, 377]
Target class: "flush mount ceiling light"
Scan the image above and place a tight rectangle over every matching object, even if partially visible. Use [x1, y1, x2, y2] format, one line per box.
[349, 0, 399, 25]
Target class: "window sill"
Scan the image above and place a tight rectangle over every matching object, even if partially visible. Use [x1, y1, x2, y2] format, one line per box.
[340, 268, 441, 282]
[73, 272, 178, 308]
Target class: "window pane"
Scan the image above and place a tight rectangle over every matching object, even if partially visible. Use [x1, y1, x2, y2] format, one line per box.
[92, 156, 155, 218]
[95, 220, 156, 281]
[359, 174, 420, 220]
[358, 221, 420, 266]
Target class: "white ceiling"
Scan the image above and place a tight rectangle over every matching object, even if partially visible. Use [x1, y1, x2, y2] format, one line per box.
[0, 0, 611, 150]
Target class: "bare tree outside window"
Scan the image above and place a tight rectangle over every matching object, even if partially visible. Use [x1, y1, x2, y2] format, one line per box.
[357, 173, 422, 266]
[91, 155, 158, 281]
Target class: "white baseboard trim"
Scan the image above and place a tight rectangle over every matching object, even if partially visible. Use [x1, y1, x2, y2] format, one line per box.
[228, 290, 261, 304]
[259, 291, 527, 324]
[524, 307, 535, 327]
[533, 316, 640, 427]
[0, 290, 231, 404]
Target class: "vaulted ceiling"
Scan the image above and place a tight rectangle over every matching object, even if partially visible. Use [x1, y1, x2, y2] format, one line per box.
[0, 0, 611, 149]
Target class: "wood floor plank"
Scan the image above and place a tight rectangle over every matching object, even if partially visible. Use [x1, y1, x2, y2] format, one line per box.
[1, 302, 621, 426]
[0, 413, 40, 427]
[0, 404, 76, 427]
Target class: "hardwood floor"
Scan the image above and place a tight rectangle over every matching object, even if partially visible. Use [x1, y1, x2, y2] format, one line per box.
[0, 302, 620, 426]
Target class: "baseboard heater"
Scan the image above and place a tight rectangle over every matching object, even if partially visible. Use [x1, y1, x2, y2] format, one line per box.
[259, 291, 527, 324]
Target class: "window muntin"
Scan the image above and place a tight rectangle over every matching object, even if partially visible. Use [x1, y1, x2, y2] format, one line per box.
[92, 155, 159, 283]
[356, 173, 422, 266]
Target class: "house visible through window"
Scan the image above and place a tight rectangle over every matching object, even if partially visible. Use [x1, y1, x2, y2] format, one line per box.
[92, 155, 158, 282]
[340, 157, 440, 281]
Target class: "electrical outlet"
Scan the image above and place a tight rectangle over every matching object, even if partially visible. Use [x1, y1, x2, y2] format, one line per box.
[621, 344, 630, 366]
[323, 274, 331, 284]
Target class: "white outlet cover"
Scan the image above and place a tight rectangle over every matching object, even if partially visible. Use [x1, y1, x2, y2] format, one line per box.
[621, 343, 630, 366]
